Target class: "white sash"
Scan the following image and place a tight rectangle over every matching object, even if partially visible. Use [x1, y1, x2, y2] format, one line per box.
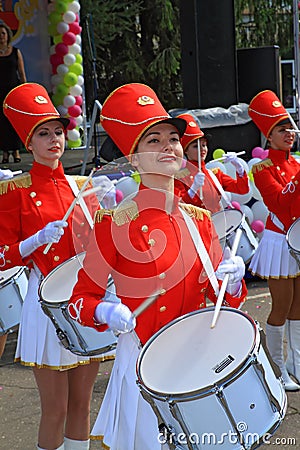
[207, 169, 233, 208]
[66, 175, 94, 229]
[180, 208, 219, 296]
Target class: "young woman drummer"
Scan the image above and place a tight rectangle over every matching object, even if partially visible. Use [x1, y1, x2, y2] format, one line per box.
[248, 89, 300, 391]
[0, 83, 102, 450]
[68, 83, 247, 450]
[174, 113, 249, 213]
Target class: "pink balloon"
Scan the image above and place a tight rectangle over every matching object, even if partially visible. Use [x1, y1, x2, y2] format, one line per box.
[251, 220, 265, 233]
[55, 43, 69, 56]
[231, 201, 241, 210]
[252, 147, 264, 159]
[66, 117, 77, 130]
[260, 149, 269, 159]
[115, 189, 124, 203]
[69, 22, 82, 35]
[68, 105, 82, 117]
[62, 32, 76, 46]
[74, 95, 83, 106]
[50, 53, 64, 67]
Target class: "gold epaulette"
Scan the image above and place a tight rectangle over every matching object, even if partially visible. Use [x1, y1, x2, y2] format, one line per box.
[174, 168, 191, 179]
[72, 175, 92, 189]
[94, 200, 139, 226]
[179, 203, 211, 221]
[252, 159, 273, 174]
[0, 173, 32, 195]
[211, 167, 220, 174]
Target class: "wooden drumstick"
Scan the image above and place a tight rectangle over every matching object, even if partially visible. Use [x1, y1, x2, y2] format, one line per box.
[133, 291, 160, 318]
[197, 139, 203, 200]
[210, 225, 243, 329]
[43, 168, 96, 255]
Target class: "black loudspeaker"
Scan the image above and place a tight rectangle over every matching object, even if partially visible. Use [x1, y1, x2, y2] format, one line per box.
[179, 0, 238, 109]
[237, 46, 281, 104]
[204, 121, 261, 160]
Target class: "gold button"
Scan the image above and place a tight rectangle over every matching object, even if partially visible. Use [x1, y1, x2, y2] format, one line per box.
[200, 287, 206, 293]
[54, 256, 60, 262]
[77, 234, 81, 238]
[148, 238, 156, 247]
[141, 225, 148, 232]
[292, 217, 296, 221]
[199, 302, 205, 308]
[160, 288, 166, 295]
[281, 172, 285, 176]
[6, 259, 11, 263]
[158, 273, 166, 279]
[202, 271, 207, 277]
[277, 166, 280, 170]
[295, 180, 298, 185]
[36, 201, 42, 206]
[80, 222, 85, 227]
[30, 192, 36, 198]
[291, 175, 295, 179]
[159, 306, 167, 312]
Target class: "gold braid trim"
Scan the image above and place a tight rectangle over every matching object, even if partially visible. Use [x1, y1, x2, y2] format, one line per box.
[94, 200, 139, 226]
[211, 167, 220, 174]
[73, 175, 93, 189]
[0, 173, 32, 195]
[174, 168, 191, 179]
[179, 203, 211, 221]
[252, 159, 273, 174]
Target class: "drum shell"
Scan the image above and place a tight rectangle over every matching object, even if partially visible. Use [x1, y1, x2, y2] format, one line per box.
[39, 253, 118, 357]
[0, 267, 28, 335]
[286, 218, 300, 267]
[137, 308, 286, 449]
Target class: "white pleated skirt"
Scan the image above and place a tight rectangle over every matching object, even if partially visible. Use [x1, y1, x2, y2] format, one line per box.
[249, 229, 300, 279]
[91, 332, 161, 450]
[15, 268, 114, 370]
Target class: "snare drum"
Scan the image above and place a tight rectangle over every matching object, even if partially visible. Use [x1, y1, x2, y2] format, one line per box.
[286, 218, 300, 268]
[212, 209, 258, 263]
[39, 253, 118, 357]
[0, 266, 28, 335]
[137, 308, 286, 450]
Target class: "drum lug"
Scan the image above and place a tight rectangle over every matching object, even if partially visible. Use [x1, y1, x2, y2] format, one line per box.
[56, 328, 71, 350]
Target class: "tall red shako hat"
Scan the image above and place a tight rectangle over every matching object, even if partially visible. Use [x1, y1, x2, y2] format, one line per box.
[3, 82, 69, 149]
[100, 83, 187, 157]
[248, 90, 290, 138]
[176, 113, 204, 152]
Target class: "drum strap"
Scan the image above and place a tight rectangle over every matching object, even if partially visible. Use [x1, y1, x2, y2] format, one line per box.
[66, 175, 94, 229]
[207, 169, 233, 208]
[180, 208, 220, 296]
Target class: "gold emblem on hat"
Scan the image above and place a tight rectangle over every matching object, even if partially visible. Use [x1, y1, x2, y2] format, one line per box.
[137, 95, 155, 106]
[272, 100, 281, 108]
[35, 95, 48, 104]
[188, 121, 197, 127]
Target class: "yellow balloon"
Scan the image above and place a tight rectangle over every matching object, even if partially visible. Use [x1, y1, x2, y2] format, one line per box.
[213, 148, 225, 160]
[248, 170, 254, 182]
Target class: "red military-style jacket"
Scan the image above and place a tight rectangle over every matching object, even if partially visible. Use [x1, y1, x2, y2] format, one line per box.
[252, 148, 300, 234]
[175, 160, 249, 212]
[69, 185, 247, 345]
[0, 161, 98, 276]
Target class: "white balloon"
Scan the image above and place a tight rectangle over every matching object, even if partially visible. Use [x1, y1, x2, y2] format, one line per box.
[67, 129, 80, 141]
[75, 115, 83, 126]
[57, 105, 68, 116]
[69, 84, 82, 96]
[63, 95, 76, 108]
[51, 74, 63, 86]
[76, 35, 82, 45]
[230, 185, 253, 205]
[49, 45, 56, 55]
[63, 53, 76, 66]
[251, 201, 269, 225]
[205, 160, 227, 173]
[68, 1, 81, 13]
[69, 43, 81, 55]
[63, 11, 76, 24]
[239, 204, 254, 224]
[57, 64, 69, 76]
[77, 75, 84, 86]
[250, 179, 263, 202]
[57, 21, 69, 34]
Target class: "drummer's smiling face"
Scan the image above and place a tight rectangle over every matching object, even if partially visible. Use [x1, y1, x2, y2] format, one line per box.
[130, 123, 183, 180]
[28, 120, 65, 169]
[268, 124, 295, 151]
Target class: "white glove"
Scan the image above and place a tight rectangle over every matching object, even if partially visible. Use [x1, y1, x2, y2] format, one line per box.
[94, 302, 136, 333]
[92, 175, 117, 208]
[215, 247, 245, 296]
[0, 169, 14, 180]
[19, 220, 68, 257]
[223, 152, 245, 176]
[188, 172, 205, 198]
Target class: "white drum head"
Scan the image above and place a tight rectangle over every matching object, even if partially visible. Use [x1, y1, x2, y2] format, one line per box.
[212, 209, 242, 240]
[287, 219, 300, 252]
[137, 308, 256, 395]
[39, 253, 85, 303]
[0, 266, 22, 285]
